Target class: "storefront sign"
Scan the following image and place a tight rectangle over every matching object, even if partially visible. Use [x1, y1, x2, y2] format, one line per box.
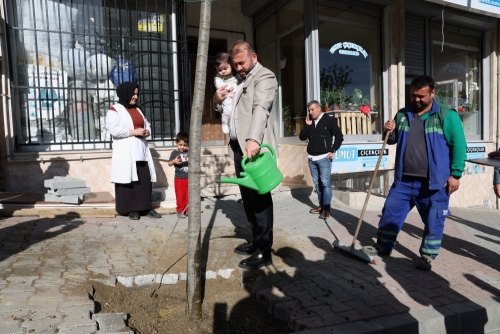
[331, 144, 389, 173]
[465, 143, 487, 174]
[329, 42, 368, 58]
[479, 0, 500, 7]
[427, 0, 500, 15]
[442, 62, 466, 74]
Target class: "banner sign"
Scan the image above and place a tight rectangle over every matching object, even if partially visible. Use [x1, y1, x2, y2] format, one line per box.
[331, 143, 389, 173]
[465, 143, 487, 175]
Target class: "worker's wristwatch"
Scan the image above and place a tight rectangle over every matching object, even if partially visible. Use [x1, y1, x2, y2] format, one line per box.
[213, 102, 221, 112]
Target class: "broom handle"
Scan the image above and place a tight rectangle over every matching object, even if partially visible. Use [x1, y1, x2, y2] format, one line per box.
[349, 130, 391, 249]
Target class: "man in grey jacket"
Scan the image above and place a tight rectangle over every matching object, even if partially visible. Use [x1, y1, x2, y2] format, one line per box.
[213, 40, 278, 269]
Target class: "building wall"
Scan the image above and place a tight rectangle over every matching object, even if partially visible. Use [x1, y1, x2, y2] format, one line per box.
[186, 0, 253, 46]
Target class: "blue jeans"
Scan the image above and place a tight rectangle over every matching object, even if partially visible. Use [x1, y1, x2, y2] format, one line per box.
[377, 176, 450, 258]
[308, 156, 332, 210]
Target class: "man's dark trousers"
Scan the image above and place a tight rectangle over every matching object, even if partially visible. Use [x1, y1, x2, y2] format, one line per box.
[230, 140, 273, 254]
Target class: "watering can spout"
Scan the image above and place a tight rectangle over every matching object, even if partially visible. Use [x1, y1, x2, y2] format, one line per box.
[220, 174, 259, 191]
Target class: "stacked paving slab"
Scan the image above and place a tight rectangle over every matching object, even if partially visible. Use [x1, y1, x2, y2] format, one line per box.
[44, 176, 91, 204]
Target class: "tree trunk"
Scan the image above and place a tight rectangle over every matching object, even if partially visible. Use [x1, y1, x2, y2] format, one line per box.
[186, 0, 211, 321]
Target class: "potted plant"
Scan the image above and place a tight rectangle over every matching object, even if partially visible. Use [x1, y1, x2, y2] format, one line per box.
[327, 89, 339, 110]
[320, 89, 330, 111]
[352, 88, 363, 105]
[336, 88, 351, 110]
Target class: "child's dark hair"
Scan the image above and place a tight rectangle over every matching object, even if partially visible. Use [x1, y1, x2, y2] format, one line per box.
[175, 131, 189, 144]
[215, 52, 230, 67]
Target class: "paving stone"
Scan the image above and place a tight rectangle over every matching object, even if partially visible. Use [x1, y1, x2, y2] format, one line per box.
[56, 323, 97, 333]
[93, 312, 133, 333]
[205, 270, 217, 279]
[44, 176, 87, 190]
[91, 277, 116, 287]
[21, 312, 62, 334]
[116, 276, 134, 288]
[134, 274, 155, 286]
[44, 193, 84, 205]
[217, 269, 234, 278]
[155, 273, 179, 285]
[0, 318, 24, 334]
[48, 187, 91, 196]
[28, 295, 65, 307]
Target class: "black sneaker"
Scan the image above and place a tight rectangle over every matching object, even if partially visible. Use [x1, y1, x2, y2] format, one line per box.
[416, 254, 433, 271]
[129, 212, 140, 220]
[146, 209, 161, 219]
[362, 243, 391, 256]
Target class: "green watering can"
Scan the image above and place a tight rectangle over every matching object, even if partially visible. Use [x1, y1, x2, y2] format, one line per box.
[220, 143, 283, 195]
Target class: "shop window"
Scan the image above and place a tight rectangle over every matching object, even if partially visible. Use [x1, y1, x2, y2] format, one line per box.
[7, 0, 178, 150]
[432, 28, 482, 138]
[256, 15, 276, 50]
[255, 0, 305, 139]
[279, 0, 305, 138]
[280, 26, 305, 137]
[278, 0, 303, 33]
[318, 6, 382, 137]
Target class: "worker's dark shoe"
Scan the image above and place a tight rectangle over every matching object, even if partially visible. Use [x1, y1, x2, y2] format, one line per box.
[146, 209, 162, 219]
[416, 254, 433, 271]
[128, 212, 140, 220]
[362, 243, 391, 256]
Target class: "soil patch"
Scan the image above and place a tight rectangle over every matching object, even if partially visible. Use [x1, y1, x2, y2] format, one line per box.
[91, 273, 291, 334]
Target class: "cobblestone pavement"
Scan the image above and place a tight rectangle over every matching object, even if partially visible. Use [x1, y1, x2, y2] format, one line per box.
[1, 189, 500, 333]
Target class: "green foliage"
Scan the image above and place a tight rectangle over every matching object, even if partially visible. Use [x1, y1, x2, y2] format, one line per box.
[282, 105, 294, 128]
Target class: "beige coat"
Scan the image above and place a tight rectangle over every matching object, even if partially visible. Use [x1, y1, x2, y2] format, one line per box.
[229, 62, 279, 159]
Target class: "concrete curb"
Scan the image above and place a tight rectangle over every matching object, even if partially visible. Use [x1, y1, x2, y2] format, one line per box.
[297, 297, 500, 334]
[113, 269, 237, 288]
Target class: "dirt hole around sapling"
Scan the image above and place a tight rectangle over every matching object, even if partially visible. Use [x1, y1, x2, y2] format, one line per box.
[91, 273, 291, 334]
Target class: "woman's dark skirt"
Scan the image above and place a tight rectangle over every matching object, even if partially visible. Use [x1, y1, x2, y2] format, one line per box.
[115, 161, 152, 215]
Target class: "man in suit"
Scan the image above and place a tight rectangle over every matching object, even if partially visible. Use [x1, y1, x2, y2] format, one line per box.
[213, 40, 278, 269]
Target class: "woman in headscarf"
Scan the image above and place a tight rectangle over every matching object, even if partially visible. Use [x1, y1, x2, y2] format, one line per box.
[106, 82, 161, 220]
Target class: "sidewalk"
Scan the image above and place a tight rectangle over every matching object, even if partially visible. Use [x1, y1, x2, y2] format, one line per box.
[0, 189, 500, 333]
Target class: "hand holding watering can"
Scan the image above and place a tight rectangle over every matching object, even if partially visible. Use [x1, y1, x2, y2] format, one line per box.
[220, 143, 283, 195]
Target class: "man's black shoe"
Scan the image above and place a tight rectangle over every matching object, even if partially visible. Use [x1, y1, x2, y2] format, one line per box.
[129, 212, 140, 220]
[234, 243, 256, 255]
[238, 252, 272, 269]
[146, 209, 162, 219]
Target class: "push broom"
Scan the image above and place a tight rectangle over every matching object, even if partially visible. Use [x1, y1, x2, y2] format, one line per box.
[332, 130, 391, 264]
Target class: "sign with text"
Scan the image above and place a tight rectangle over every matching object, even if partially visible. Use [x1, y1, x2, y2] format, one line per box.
[329, 42, 368, 58]
[426, 0, 500, 16]
[332, 144, 389, 174]
[465, 143, 487, 175]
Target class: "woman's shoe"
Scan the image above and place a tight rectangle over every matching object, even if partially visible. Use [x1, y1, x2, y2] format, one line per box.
[177, 212, 186, 219]
[128, 212, 140, 220]
[146, 209, 161, 219]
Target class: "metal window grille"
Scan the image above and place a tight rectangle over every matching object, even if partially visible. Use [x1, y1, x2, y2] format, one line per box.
[4, 0, 190, 151]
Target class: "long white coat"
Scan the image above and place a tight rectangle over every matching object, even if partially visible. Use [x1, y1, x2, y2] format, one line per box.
[107, 103, 156, 184]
